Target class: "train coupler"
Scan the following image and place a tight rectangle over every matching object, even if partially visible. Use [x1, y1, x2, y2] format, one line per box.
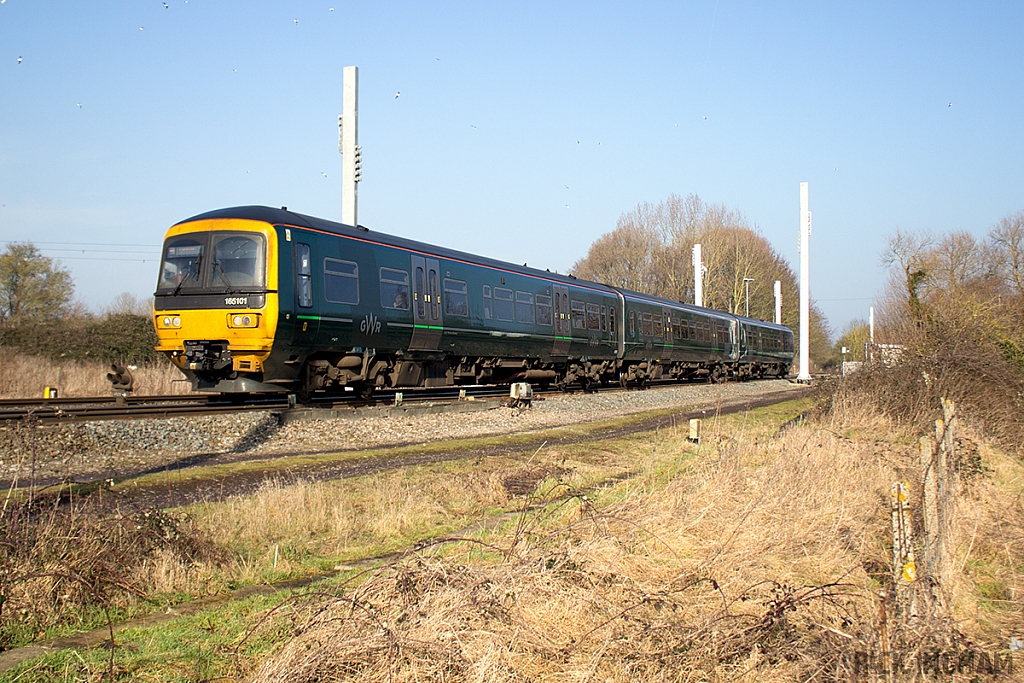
[183, 340, 233, 374]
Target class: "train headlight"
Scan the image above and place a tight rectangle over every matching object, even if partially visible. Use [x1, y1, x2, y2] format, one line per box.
[160, 316, 181, 328]
[227, 313, 259, 328]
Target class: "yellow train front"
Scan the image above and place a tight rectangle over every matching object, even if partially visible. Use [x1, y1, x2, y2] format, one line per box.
[153, 211, 284, 393]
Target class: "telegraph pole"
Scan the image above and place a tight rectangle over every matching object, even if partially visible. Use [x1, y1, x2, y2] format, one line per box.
[340, 66, 361, 226]
[797, 182, 812, 382]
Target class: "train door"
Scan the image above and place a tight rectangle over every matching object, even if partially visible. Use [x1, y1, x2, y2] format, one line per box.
[660, 308, 673, 361]
[291, 239, 319, 346]
[410, 255, 442, 349]
[552, 284, 571, 356]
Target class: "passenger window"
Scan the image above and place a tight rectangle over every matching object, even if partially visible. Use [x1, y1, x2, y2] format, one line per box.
[482, 285, 492, 320]
[428, 268, 439, 321]
[642, 312, 653, 337]
[296, 243, 312, 308]
[380, 268, 410, 310]
[586, 303, 600, 330]
[653, 314, 663, 337]
[629, 310, 635, 337]
[535, 294, 553, 326]
[571, 300, 587, 330]
[515, 291, 534, 324]
[494, 287, 514, 322]
[415, 266, 425, 318]
[324, 258, 358, 304]
[609, 309, 615, 334]
[600, 306, 607, 332]
[444, 278, 469, 316]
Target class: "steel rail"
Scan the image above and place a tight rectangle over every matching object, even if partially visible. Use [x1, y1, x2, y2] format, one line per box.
[0, 377, 790, 426]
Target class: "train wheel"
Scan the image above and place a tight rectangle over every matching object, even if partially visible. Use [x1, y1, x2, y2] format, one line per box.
[711, 366, 726, 384]
[619, 373, 629, 389]
[355, 382, 375, 400]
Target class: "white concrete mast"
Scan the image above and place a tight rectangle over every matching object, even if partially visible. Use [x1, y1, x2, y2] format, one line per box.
[340, 65, 360, 226]
[797, 182, 812, 382]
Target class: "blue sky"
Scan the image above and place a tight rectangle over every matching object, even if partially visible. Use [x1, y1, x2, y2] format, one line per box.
[2, 1, 1022, 335]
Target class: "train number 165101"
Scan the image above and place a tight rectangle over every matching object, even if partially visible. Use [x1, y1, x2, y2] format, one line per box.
[225, 296, 249, 306]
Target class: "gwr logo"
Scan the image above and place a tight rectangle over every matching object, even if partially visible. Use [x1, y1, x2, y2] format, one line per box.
[360, 313, 382, 335]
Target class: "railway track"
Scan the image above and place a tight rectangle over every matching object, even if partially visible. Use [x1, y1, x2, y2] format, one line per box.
[0, 377, 801, 426]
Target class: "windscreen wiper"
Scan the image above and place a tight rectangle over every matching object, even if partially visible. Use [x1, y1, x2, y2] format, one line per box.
[172, 256, 201, 296]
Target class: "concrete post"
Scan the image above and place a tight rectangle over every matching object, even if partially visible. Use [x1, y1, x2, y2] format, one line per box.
[692, 243, 703, 308]
[773, 280, 782, 324]
[797, 182, 811, 382]
[341, 65, 359, 226]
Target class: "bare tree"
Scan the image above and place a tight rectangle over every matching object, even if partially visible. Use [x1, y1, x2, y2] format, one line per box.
[104, 292, 153, 317]
[880, 228, 933, 319]
[989, 211, 1024, 296]
[574, 194, 832, 364]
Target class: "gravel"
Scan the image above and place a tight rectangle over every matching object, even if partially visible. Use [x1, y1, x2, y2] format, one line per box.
[0, 380, 806, 486]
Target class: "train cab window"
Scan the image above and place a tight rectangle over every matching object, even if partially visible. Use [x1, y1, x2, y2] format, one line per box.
[296, 243, 312, 308]
[482, 285, 492, 319]
[535, 294, 552, 326]
[494, 287, 514, 322]
[515, 291, 534, 324]
[600, 306, 607, 332]
[642, 312, 653, 337]
[586, 303, 600, 330]
[444, 279, 469, 316]
[324, 258, 359, 305]
[380, 268, 410, 310]
[629, 310, 635, 337]
[159, 237, 204, 292]
[571, 300, 587, 330]
[653, 314, 663, 338]
[211, 234, 265, 289]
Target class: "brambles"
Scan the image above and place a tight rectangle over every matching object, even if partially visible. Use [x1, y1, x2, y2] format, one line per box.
[0, 489, 223, 649]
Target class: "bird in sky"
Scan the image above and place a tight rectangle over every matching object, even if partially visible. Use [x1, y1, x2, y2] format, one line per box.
[163, 2, 168, 7]
[140, 26, 144, 30]
[232, 68, 237, 72]
[321, 172, 328, 178]
[470, 125, 477, 128]
[17, 56, 22, 64]
[329, 7, 334, 11]
[703, 115, 708, 120]
[948, 102, 952, 107]
[564, 185, 569, 189]
[76, 103, 82, 108]
[294, 19, 299, 24]
[395, 91, 400, 99]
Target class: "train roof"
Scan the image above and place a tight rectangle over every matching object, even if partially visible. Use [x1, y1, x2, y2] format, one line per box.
[176, 206, 792, 332]
[732, 314, 793, 332]
[177, 205, 619, 296]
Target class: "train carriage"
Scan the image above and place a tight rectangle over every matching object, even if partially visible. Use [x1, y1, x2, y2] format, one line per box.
[154, 206, 794, 398]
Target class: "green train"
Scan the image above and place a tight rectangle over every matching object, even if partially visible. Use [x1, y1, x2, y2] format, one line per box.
[154, 206, 794, 398]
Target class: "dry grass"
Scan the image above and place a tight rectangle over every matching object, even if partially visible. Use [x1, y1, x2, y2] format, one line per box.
[0, 348, 190, 398]
[245, 401, 1024, 682]
[0, 490, 224, 647]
